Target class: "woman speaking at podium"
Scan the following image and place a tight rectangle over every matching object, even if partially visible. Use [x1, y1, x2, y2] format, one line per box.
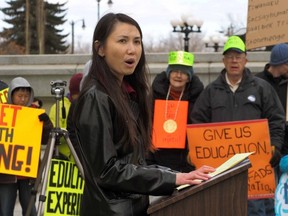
[73, 13, 215, 215]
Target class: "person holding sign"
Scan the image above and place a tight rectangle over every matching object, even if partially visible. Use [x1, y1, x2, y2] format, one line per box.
[191, 36, 286, 216]
[256, 43, 288, 155]
[73, 13, 215, 216]
[256, 43, 288, 215]
[147, 50, 204, 172]
[0, 77, 53, 216]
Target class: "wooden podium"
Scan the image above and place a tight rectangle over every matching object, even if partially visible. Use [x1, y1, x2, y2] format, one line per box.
[147, 159, 251, 216]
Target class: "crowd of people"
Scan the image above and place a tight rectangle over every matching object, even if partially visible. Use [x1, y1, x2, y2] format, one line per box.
[0, 73, 83, 215]
[0, 12, 288, 216]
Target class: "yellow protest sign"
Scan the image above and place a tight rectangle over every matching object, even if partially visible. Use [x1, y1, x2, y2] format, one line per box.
[0, 87, 8, 103]
[0, 104, 44, 178]
[187, 119, 275, 199]
[44, 159, 85, 216]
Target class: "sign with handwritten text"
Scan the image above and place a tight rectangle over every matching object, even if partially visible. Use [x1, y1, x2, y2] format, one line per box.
[152, 99, 188, 149]
[0, 104, 44, 178]
[187, 119, 275, 199]
[44, 159, 84, 216]
[246, 0, 288, 50]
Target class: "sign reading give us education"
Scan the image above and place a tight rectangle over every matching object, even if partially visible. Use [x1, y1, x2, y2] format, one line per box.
[187, 119, 275, 199]
[246, 0, 288, 50]
[44, 159, 85, 216]
[0, 104, 44, 178]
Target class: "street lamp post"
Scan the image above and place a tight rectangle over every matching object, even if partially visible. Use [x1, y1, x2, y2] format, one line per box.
[203, 34, 226, 52]
[97, 0, 113, 21]
[71, 19, 86, 54]
[171, 14, 203, 52]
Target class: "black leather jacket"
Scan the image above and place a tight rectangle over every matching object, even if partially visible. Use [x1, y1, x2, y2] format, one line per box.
[75, 85, 176, 216]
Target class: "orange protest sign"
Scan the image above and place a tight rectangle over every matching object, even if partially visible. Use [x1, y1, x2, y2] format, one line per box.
[0, 104, 44, 178]
[187, 119, 275, 199]
[152, 99, 188, 149]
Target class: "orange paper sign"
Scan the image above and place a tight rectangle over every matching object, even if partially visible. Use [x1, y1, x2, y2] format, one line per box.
[187, 119, 275, 199]
[152, 99, 188, 149]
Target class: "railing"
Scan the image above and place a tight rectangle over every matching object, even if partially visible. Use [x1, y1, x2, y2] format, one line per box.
[0, 52, 270, 111]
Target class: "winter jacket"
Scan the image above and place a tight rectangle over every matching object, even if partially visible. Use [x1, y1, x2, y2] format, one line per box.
[74, 84, 176, 216]
[0, 80, 8, 91]
[256, 64, 288, 112]
[256, 64, 288, 154]
[147, 71, 204, 172]
[49, 96, 71, 128]
[192, 68, 285, 151]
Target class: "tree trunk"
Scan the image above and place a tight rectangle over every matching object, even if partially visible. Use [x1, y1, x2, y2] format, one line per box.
[37, 0, 45, 54]
[25, 0, 30, 54]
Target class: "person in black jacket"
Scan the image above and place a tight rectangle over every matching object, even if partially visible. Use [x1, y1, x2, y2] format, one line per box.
[147, 51, 204, 172]
[255, 43, 288, 216]
[73, 13, 215, 216]
[191, 36, 285, 216]
[256, 43, 288, 155]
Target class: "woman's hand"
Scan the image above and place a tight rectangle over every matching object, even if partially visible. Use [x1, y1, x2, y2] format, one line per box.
[175, 165, 216, 186]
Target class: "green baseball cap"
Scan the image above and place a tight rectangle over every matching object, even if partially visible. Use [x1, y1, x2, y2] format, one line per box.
[168, 51, 194, 66]
[223, 36, 246, 55]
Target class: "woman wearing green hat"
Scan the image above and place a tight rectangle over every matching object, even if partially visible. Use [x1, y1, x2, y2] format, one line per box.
[147, 51, 204, 172]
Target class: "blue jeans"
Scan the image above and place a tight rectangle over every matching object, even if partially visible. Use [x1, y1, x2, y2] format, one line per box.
[0, 183, 17, 216]
[0, 179, 36, 216]
[18, 179, 37, 216]
[248, 199, 275, 216]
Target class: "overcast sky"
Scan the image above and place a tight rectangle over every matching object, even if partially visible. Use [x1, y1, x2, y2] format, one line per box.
[0, 0, 248, 50]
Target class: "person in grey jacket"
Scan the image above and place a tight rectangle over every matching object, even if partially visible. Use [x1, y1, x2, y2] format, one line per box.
[73, 13, 215, 216]
[191, 36, 285, 216]
[0, 77, 53, 216]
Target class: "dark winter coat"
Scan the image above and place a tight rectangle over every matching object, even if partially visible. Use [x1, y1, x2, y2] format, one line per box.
[256, 64, 288, 112]
[74, 84, 176, 216]
[192, 68, 285, 151]
[256, 64, 288, 154]
[147, 71, 204, 172]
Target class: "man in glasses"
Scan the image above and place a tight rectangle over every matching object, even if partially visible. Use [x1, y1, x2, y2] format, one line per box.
[191, 36, 285, 216]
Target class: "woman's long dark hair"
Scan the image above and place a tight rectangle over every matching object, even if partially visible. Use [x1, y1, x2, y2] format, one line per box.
[75, 13, 152, 152]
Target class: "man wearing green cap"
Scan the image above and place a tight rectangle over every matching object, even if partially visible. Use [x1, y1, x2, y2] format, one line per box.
[191, 36, 285, 216]
[147, 51, 204, 172]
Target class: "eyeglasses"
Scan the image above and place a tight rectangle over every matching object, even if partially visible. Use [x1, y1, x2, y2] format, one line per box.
[224, 55, 245, 62]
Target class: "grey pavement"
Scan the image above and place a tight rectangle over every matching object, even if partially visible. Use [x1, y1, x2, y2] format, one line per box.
[14, 197, 21, 216]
